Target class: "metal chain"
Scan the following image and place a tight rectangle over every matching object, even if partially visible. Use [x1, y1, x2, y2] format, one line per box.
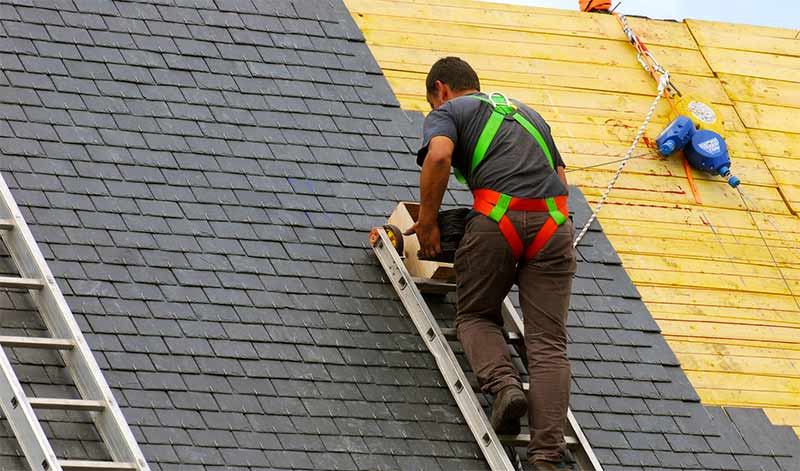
[573, 72, 670, 247]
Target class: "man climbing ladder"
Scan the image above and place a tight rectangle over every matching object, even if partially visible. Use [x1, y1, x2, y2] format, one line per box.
[406, 57, 577, 470]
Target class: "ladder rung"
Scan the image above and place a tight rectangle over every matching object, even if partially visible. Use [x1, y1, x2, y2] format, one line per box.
[0, 336, 74, 350]
[28, 398, 106, 412]
[471, 382, 531, 393]
[499, 433, 578, 448]
[441, 327, 523, 343]
[413, 277, 456, 294]
[60, 460, 137, 471]
[0, 275, 44, 289]
[0, 218, 14, 230]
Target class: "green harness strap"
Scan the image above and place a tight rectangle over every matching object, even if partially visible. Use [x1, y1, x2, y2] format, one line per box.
[457, 93, 567, 226]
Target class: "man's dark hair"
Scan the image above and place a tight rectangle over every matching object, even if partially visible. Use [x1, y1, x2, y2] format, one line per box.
[426, 57, 480, 95]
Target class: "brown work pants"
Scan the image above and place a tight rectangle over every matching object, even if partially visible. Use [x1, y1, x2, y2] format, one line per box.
[454, 210, 576, 463]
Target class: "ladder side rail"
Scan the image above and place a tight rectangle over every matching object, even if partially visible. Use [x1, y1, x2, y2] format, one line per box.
[372, 229, 515, 471]
[501, 299, 604, 471]
[0, 347, 62, 471]
[0, 173, 150, 470]
[567, 409, 604, 471]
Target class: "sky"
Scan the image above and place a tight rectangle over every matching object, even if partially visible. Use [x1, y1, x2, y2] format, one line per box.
[485, 0, 799, 30]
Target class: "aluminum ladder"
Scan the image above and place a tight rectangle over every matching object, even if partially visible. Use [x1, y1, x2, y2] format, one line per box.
[370, 227, 603, 471]
[0, 172, 149, 470]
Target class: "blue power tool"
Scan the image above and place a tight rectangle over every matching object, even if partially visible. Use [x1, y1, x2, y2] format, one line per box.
[655, 116, 740, 188]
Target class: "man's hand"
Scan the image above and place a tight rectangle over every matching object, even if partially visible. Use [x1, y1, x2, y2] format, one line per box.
[405, 220, 441, 259]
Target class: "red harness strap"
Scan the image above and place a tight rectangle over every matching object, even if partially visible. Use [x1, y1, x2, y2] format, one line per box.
[472, 189, 569, 262]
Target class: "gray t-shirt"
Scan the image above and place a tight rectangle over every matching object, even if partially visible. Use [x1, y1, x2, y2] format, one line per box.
[416, 92, 567, 199]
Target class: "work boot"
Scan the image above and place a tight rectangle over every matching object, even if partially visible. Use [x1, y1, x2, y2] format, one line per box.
[531, 459, 576, 471]
[490, 385, 527, 435]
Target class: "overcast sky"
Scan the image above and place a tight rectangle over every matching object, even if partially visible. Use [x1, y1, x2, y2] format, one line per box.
[486, 0, 798, 30]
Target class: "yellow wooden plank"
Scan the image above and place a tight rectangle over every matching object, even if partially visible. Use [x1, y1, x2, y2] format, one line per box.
[597, 196, 800, 228]
[622, 252, 800, 278]
[661, 322, 800, 349]
[719, 74, 800, 108]
[750, 130, 800, 158]
[668, 339, 800, 360]
[735, 101, 800, 134]
[764, 409, 800, 427]
[634, 265, 798, 296]
[765, 156, 800, 177]
[613, 235, 790, 264]
[357, 15, 714, 78]
[762, 155, 800, 212]
[693, 387, 800, 409]
[346, 0, 700, 49]
[687, 19, 800, 55]
[614, 236, 797, 268]
[679, 354, 800, 378]
[623, 255, 800, 296]
[667, 336, 800, 355]
[381, 61, 726, 104]
[640, 286, 798, 313]
[686, 18, 800, 41]
[633, 269, 796, 296]
[573, 172, 787, 213]
[609, 219, 797, 248]
[700, 47, 800, 83]
[388, 84, 747, 134]
[687, 371, 800, 394]
[655, 306, 800, 328]
[774, 185, 800, 215]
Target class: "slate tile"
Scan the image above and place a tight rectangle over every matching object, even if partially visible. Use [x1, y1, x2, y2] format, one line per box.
[74, 0, 119, 15]
[616, 380, 660, 399]
[728, 407, 798, 456]
[665, 432, 712, 453]
[615, 449, 660, 468]
[652, 450, 700, 468]
[624, 432, 671, 451]
[585, 430, 630, 449]
[635, 415, 681, 434]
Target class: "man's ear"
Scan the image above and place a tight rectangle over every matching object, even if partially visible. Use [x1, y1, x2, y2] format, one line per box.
[433, 80, 444, 100]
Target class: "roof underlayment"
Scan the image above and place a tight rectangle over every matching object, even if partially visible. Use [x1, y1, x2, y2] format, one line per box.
[0, 0, 796, 470]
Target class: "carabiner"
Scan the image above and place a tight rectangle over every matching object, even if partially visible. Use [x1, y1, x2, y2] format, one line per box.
[488, 91, 512, 108]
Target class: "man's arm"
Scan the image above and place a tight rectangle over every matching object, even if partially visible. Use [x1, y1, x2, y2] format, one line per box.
[557, 165, 568, 192]
[405, 136, 454, 259]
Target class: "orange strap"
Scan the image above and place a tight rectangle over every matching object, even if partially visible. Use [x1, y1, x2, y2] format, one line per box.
[472, 190, 569, 262]
[473, 189, 567, 212]
[524, 217, 560, 261]
[611, 12, 702, 205]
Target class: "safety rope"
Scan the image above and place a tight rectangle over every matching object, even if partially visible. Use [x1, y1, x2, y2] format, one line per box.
[737, 186, 800, 258]
[572, 11, 678, 246]
[565, 149, 660, 173]
[736, 186, 800, 310]
[573, 71, 670, 247]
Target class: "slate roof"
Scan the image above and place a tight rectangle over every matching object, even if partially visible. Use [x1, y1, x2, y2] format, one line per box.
[0, 0, 797, 470]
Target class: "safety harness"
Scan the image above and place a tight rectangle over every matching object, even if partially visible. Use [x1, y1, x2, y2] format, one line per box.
[459, 93, 569, 262]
